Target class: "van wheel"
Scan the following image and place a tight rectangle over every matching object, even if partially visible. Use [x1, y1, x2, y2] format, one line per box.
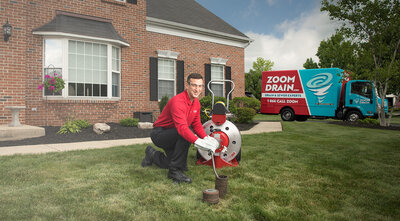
[281, 108, 295, 121]
[346, 111, 362, 122]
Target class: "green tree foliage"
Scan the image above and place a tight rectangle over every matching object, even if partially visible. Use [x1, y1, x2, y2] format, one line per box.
[245, 57, 274, 100]
[321, 0, 400, 126]
[303, 58, 319, 69]
[316, 32, 358, 70]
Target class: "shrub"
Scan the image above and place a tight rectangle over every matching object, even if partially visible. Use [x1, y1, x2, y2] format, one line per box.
[199, 95, 237, 123]
[57, 119, 82, 134]
[74, 119, 91, 129]
[120, 118, 139, 127]
[359, 118, 379, 125]
[232, 107, 256, 124]
[159, 95, 169, 113]
[233, 96, 261, 112]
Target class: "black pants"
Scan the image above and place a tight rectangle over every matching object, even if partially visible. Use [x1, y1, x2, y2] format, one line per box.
[150, 127, 191, 170]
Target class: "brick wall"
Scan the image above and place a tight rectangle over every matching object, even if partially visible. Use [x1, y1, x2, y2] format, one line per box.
[146, 32, 246, 116]
[0, 0, 245, 126]
[1, 0, 148, 126]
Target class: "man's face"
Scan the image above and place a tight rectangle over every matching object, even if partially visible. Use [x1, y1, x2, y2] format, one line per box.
[186, 78, 203, 100]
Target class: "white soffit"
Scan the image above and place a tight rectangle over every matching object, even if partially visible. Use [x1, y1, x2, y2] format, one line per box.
[146, 17, 252, 48]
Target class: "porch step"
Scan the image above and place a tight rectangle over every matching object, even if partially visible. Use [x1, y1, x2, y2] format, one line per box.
[0, 125, 45, 141]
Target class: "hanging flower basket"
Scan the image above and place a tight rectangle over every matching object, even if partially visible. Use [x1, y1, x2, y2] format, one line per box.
[38, 73, 65, 94]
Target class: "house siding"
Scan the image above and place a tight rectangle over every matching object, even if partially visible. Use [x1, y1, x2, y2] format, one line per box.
[0, 0, 246, 126]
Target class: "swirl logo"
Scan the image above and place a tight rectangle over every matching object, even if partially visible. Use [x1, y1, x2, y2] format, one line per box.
[306, 73, 333, 103]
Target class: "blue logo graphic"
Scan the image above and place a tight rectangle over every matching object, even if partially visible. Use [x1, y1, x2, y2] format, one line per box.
[306, 73, 333, 103]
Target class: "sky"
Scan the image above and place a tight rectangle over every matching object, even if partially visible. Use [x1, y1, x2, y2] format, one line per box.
[196, 0, 340, 72]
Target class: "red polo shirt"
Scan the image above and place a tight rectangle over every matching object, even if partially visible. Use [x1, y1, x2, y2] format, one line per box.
[153, 90, 207, 143]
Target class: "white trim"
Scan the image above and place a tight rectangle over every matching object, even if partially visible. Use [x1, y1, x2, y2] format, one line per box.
[157, 50, 180, 59]
[146, 17, 253, 48]
[210, 57, 228, 66]
[33, 31, 130, 47]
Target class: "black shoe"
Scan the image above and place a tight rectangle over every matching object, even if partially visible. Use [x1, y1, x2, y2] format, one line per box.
[168, 168, 192, 184]
[141, 146, 156, 167]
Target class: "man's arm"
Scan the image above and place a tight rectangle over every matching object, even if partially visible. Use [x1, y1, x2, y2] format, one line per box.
[170, 103, 199, 144]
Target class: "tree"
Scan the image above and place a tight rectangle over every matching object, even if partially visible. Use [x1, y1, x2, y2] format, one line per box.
[303, 58, 319, 69]
[316, 32, 358, 70]
[322, 0, 400, 126]
[245, 57, 274, 100]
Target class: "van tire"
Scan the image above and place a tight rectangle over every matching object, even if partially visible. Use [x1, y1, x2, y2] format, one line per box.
[346, 111, 362, 122]
[281, 108, 295, 121]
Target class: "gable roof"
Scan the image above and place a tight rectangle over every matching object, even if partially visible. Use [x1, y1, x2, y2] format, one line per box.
[146, 0, 250, 42]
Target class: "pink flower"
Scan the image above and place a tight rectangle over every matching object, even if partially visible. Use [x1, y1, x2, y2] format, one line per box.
[37, 84, 44, 90]
[49, 86, 55, 91]
[44, 75, 51, 79]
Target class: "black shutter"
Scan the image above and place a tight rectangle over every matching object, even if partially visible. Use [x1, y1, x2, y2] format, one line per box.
[127, 0, 137, 4]
[150, 57, 158, 101]
[177, 60, 184, 93]
[225, 66, 232, 100]
[205, 64, 211, 96]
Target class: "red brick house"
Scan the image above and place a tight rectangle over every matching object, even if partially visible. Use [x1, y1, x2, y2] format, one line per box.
[0, 0, 251, 126]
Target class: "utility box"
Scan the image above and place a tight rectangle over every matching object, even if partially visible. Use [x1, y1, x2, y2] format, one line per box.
[134, 112, 153, 122]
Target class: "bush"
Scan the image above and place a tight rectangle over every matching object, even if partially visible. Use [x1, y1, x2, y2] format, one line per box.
[57, 119, 82, 134]
[74, 119, 91, 129]
[233, 96, 261, 112]
[159, 95, 169, 113]
[120, 118, 139, 127]
[359, 118, 379, 125]
[199, 95, 237, 123]
[232, 107, 256, 124]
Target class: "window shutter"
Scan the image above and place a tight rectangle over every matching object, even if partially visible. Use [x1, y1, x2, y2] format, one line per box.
[225, 66, 232, 100]
[205, 64, 211, 96]
[150, 57, 158, 101]
[127, 0, 137, 4]
[177, 60, 184, 93]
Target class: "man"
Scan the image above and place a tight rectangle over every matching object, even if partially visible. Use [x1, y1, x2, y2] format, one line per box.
[142, 73, 219, 184]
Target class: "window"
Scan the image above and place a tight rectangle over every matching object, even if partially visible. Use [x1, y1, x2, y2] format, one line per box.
[158, 58, 176, 100]
[211, 64, 224, 97]
[44, 39, 63, 96]
[112, 46, 120, 97]
[351, 81, 373, 99]
[43, 38, 121, 99]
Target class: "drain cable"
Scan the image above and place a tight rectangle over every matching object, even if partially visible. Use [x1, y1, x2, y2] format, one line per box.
[210, 152, 220, 179]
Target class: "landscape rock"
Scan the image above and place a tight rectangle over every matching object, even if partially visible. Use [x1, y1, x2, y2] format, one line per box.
[138, 122, 153, 129]
[93, 123, 111, 134]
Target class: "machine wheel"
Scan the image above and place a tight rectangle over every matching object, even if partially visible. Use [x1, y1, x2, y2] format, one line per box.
[281, 108, 295, 121]
[295, 115, 309, 121]
[346, 110, 362, 122]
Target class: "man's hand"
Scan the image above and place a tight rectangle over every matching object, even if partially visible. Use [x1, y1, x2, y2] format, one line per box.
[194, 137, 219, 153]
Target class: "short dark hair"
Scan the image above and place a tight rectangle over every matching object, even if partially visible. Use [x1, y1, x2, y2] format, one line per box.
[187, 73, 203, 83]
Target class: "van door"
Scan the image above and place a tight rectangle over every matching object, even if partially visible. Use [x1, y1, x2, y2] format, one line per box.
[347, 81, 375, 117]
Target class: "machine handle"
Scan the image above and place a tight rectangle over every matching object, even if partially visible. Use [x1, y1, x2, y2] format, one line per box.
[207, 80, 235, 110]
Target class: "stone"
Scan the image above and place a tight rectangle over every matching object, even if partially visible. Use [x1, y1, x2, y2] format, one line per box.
[138, 122, 153, 129]
[93, 123, 110, 134]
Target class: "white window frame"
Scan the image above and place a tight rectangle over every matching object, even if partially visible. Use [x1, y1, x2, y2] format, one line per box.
[42, 37, 121, 100]
[157, 58, 176, 100]
[112, 46, 121, 98]
[210, 57, 228, 97]
[157, 50, 180, 100]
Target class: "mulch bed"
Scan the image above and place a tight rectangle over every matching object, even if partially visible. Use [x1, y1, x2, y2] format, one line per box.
[0, 122, 258, 147]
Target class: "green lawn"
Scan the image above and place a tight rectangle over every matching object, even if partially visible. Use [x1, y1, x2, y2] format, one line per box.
[254, 112, 400, 125]
[1, 122, 399, 220]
